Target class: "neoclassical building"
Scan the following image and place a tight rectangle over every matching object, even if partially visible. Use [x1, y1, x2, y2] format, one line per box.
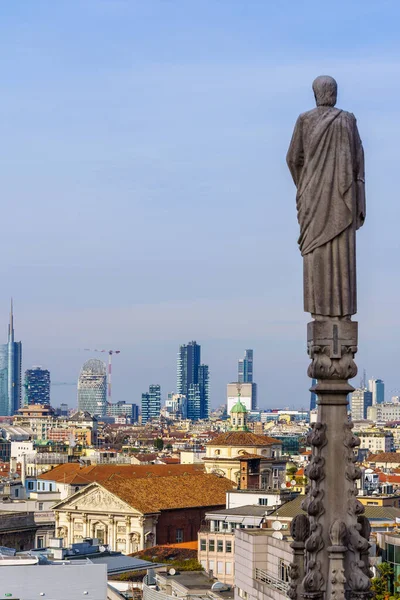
[52, 472, 234, 553]
[204, 399, 286, 488]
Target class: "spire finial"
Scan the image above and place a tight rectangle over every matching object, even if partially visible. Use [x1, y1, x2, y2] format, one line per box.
[8, 297, 14, 341]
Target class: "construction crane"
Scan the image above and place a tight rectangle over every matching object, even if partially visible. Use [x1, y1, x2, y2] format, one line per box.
[83, 349, 121, 403]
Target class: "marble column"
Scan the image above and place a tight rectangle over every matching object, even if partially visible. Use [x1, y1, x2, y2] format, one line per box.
[290, 320, 372, 600]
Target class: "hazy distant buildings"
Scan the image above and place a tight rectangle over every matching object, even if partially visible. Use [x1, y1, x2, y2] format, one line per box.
[310, 378, 317, 411]
[350, 388, 373, 420]
[107, 401, 139, 422]
[24, 366, 50, 406]
[369, 378, 385, 405]
[177, 341, 209, 420]
[166, 393, 188, 419]
[141, 385, 161, 423]
[77, 359, 107, 417]
[226, 382, 257, 414]
[0, 301, 22, 416]
[238, 349, 253, 383]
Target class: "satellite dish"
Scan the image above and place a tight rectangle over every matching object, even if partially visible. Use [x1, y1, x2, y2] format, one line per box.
[291, 480, 297, 486]
[272, 531, 284, 540]
[99, 546, 106, 553]
[272, 521, 283, 531]
[281, 483, 287, 489]
[365, 468, 374, 474]
[169, 568, 176, 576]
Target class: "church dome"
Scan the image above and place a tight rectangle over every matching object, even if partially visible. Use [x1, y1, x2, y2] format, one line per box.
[230, 399, 248, 414]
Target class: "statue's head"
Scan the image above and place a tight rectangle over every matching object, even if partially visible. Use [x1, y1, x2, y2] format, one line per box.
[312, 75, 337, 107]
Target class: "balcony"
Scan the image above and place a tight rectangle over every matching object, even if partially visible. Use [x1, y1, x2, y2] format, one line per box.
[255, 568, 289, 593]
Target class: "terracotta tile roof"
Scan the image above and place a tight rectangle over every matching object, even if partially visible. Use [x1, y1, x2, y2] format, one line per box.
[38, 463, 205, 484]
[207, 431, 282, 447]
[378, 473, 400, 484]
[101, 473, 235, 513]
[368, 453, 400, 463]
[133, 453, 158, 463]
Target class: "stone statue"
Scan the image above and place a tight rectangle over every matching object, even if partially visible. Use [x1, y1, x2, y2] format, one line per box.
[287, 76, 366, 319]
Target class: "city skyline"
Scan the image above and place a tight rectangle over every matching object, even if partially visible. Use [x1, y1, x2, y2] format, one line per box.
[1, 301, 394, 413]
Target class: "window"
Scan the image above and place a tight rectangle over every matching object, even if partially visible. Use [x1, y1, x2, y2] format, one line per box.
[209, 560, 214, 572]
[14, 489, 19, 498]
[38, 502, 43, 511]
[217, 561, 223, 574]
[279, 559, 289, 583]
[226, 562, 232, 575]
[201, 560, 207, 569]
[49, 484, 53, 491]
[176, 529, 183, 543]
[37, 536, 44, 549]
[209, 539, 215, 552]
[273, 468, 279, 477]
[200, 539, 207, 551]
[27, 481, 34, 490]
[226, 540, 232, 553]
[217, 540, 223, 552]
[258, 498, 268, 506]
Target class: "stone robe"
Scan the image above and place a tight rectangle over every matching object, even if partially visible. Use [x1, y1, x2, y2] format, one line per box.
[287, 106, 365, 317]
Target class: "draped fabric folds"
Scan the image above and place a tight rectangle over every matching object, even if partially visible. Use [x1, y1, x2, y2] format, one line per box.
[287, 106, 365, 317]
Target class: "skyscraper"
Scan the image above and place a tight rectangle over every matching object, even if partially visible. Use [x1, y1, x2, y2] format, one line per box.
[238, 349, 253, 383]
[350, 388, 373, 420]
[24, 366, 50, 406]
[177, 341, 201, 396]
[0, 301, 22, 416]
[77, 359, 107, 416]
[368, 378, 384, 405]
[310, 378, 318, 411]
[141, 384, 161, 423]
[177, 342, 209, 420]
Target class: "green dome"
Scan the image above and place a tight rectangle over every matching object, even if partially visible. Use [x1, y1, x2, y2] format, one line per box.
[230, 399, 248, 414]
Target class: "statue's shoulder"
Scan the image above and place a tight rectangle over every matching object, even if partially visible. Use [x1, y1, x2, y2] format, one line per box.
[338, 109, 357, 122]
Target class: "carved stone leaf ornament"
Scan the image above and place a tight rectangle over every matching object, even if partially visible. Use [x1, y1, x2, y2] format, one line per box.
[290, 514, 310, 542]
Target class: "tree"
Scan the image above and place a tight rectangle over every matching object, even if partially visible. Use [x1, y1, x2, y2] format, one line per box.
[154, 437, 164, 451]
[372, 562, 394, 600]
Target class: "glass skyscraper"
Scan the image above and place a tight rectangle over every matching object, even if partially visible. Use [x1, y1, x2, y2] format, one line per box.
[77, 359, 107, 416]
[238, 349, 253, 383]
[141, 384, 161, 423]
[24, 366, 50, 406]
[177, 341, 209, 420]
[0, 301, 22, 416]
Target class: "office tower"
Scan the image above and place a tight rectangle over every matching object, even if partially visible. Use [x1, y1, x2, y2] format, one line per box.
[141, 384, 161, 424]
[0, 301, 22, 416]
[310, 378, 317, 411]
[77, 359, 107, 417]
[60, 403, 69, 416]
[197, 364, 209, 419]
[368, 378, 384, 405]
[166, 393, 188, 419]
[177, 341, 209, 420]
[238, 349, 253, 383]
[177, 341, 201, 396]
[350, 388, 373, 420]
[24, 366, 50, 406]
[226, 382, 257, 414]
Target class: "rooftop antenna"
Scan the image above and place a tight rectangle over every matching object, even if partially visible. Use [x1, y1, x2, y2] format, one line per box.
[360, 369, 366, 390]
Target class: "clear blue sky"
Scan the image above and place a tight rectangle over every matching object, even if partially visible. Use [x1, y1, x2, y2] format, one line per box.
[1, 0, 399, 409]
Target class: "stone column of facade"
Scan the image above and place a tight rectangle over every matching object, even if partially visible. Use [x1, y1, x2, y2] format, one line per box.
[66, 513, 72, 545]
[82, 513, 89, 538]
[108, 515, 116, 550]
[295, 320, 372, 600]
[125, 517, 132, 554]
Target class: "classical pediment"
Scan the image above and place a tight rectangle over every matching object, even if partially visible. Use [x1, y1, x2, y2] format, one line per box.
[53, 483, 136, 514]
